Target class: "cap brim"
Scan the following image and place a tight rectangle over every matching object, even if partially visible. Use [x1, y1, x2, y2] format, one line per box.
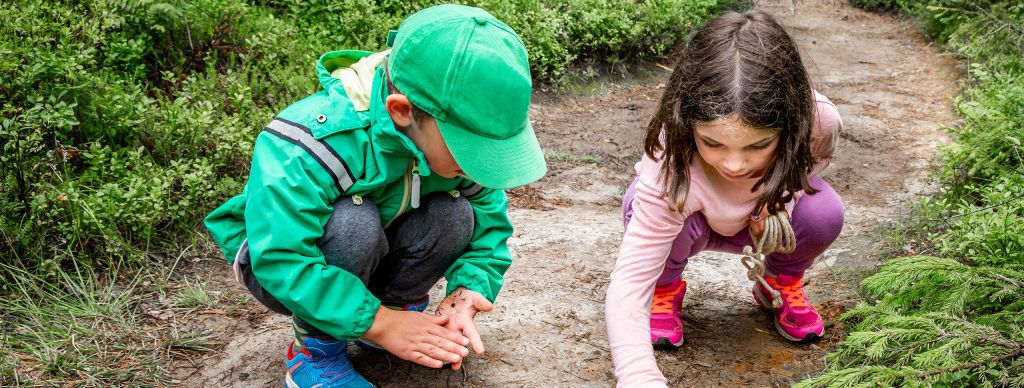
[435, 118, 547, 189]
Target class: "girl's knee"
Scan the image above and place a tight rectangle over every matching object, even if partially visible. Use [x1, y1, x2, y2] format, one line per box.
[795, 180, 845, 245]
[812, 205, 844, 248]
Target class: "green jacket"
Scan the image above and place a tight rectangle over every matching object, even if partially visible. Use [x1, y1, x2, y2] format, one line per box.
[204, 50, 514, 340]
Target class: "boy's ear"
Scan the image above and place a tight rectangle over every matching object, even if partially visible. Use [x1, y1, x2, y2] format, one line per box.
[385, 94, 414, 128]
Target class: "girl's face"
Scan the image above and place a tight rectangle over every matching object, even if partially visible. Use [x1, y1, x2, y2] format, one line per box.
[693, 115, 779, 182]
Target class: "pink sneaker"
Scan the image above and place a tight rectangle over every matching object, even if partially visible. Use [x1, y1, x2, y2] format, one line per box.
[650, 278, 687, 348]
[753, 273, 824, 342]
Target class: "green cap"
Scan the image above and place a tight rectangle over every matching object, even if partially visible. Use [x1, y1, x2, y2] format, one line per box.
[388, 4, 546, 189]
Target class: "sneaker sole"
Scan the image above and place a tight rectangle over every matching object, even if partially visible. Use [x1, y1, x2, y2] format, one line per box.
[752, 287, 823, 343]
[653, 336, 685, 349]
[287, 370, 377, 388]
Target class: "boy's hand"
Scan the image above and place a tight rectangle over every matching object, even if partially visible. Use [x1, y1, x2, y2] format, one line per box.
[363, 306, 471, 368]
[435, 287, 493, 370]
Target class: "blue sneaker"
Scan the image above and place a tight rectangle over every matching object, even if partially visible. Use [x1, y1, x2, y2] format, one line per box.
[285, 337, 375, 388]
[355, 296, 429, 352]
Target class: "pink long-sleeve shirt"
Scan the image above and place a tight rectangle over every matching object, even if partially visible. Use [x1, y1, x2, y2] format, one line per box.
[605, 92, 842, 387]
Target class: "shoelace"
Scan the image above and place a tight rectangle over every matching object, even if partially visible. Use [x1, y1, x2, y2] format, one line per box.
[765, 275, 811, 308]
[310, 352, 355, 383]
[651, 283, 684, 315]
[741, 213, 796, 309]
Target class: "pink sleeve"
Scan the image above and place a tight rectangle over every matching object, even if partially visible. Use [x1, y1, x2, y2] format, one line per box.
[605, 155, 686, 387]
[809, 91, 842, 176]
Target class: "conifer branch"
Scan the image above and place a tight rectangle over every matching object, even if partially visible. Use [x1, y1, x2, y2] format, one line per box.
[990, 272, 1023, 289]
[916, 348, 1024, 379]
[971, 4, 1024, 44]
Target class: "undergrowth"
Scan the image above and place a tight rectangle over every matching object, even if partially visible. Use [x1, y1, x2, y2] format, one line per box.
[800, 1, 1024, 386]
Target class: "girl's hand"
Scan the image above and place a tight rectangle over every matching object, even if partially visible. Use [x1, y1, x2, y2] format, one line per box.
[363, 306, 471, 368]
[435, 287, 493, 370]
[750, 207, 789, 238]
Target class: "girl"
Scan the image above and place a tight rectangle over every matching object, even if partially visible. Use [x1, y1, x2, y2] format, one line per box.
[605, 10, 844, 385]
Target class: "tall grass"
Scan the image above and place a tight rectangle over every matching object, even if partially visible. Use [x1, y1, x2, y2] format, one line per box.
[0, 261, 165, 385]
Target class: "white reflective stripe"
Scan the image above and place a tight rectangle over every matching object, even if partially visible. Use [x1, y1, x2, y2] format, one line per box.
[232, 239, 248, 285]
[459, 183, 485, 198]
[265, 119, 354, 191]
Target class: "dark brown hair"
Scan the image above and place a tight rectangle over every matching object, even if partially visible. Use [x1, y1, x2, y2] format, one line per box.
[644, 10, 818, 215]
[382, 57, 429, 125]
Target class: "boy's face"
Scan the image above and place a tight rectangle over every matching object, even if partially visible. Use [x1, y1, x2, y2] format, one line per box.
[407, 116, 464, 179]
[385, 94, 464, 179]
[693, 115, 779, 182]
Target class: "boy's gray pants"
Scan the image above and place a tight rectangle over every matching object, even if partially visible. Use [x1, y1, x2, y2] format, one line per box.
[234, 192, 474, 335]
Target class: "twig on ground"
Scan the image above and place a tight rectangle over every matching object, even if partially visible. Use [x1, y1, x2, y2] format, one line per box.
[541, 320, 569, 329]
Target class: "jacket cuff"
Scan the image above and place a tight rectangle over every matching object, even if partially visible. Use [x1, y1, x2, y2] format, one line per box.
[446, 268, 498, 302]
[347, 293, 382, 340]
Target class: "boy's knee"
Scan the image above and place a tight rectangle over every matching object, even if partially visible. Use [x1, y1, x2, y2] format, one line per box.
[422, 192, 474, 248]
[318, 196, 388, 278]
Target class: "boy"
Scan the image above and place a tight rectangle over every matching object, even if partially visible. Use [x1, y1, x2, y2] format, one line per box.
[204, 5, 546, 387]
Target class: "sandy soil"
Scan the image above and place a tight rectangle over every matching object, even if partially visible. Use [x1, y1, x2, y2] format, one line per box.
[170, 1, 959, 386]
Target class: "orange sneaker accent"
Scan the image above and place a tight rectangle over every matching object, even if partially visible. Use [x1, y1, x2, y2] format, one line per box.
[764, 275, 810, 308]
[652, 280, 687, 314]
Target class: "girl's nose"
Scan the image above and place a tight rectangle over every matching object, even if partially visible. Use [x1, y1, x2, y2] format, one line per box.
[722, 155, 745, 174]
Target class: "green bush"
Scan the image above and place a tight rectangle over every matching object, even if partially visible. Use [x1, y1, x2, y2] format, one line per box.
[801, 1, 1024, 386]
[1, 0, 731, 276]
[0, 0, 284, 275]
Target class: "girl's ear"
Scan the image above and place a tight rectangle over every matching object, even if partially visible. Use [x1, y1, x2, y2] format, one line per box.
[385, 94, 414, 128]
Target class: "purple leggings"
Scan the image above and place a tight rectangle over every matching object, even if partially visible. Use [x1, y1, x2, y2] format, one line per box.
[623, 177, 845, 285]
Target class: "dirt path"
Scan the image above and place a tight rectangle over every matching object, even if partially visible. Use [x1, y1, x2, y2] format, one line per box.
[174, 1, 958, 386]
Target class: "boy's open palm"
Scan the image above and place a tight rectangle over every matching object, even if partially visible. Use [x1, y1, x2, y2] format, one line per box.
[363, 307, 471, 369]
[436, 287, 493, 370]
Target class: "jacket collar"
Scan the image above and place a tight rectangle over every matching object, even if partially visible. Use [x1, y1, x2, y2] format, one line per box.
[316, 50, 432, 176]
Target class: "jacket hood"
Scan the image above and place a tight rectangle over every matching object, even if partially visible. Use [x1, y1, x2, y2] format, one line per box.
[317, 50, 431, 176]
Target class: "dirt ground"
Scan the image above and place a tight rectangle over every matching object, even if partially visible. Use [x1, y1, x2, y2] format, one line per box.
[170, 1, 960, 386]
